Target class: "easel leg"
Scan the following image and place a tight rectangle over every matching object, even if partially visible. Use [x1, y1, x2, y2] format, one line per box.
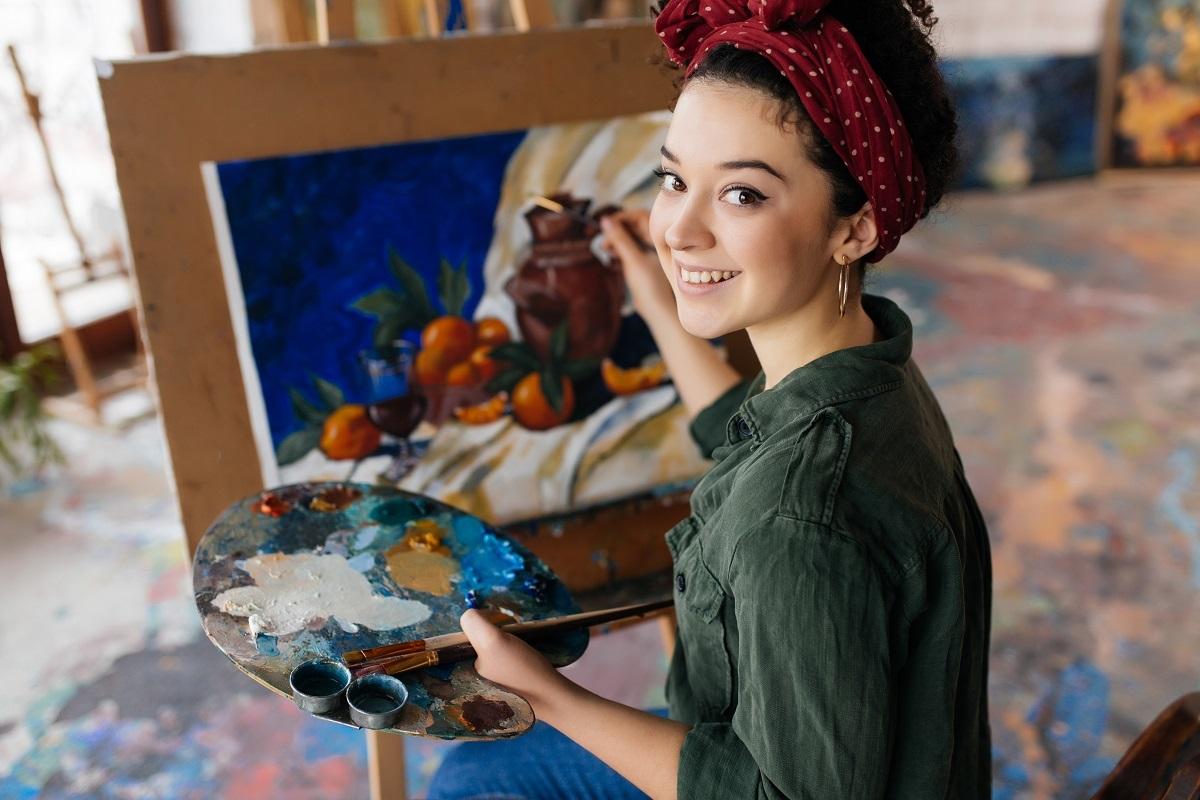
[657, 612, 677, 661]
[367, 731, 408, 800]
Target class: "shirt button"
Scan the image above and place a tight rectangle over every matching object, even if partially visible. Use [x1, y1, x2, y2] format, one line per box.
[675, 572, 687, 593]
[735, 416, 752, 439]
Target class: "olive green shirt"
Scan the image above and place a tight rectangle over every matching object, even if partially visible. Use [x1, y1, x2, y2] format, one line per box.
[667, 293, 992, 799]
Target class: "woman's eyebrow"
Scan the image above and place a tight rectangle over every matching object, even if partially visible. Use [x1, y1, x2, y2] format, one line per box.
[660, 145, 786, 184]
[719, 159, 787, 183]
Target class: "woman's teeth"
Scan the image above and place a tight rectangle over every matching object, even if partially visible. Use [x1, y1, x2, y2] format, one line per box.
[681, 268, 739, 284]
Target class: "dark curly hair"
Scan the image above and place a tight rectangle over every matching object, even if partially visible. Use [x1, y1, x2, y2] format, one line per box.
[650, 0, 959, 271]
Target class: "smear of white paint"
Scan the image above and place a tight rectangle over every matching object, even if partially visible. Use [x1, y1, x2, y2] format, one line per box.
[214, 552, 431, 636]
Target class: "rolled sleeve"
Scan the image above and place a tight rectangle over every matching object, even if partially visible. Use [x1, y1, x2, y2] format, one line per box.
[687, 377, 756, 459]
[676, 519, 896, 800]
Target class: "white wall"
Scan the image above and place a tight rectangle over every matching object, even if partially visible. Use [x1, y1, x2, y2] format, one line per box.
[932, 0, 1110, 59]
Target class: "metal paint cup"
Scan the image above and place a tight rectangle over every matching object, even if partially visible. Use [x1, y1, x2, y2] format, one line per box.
[289, 658, 352, 714]
[346, 673, 409, 729]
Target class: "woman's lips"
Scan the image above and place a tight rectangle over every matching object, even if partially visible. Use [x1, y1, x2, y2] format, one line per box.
[675, 264, 741, 294]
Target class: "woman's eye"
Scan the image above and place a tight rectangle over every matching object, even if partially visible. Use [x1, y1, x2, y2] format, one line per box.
[721, 187, 766, 207]
[652, 167, 684, 193]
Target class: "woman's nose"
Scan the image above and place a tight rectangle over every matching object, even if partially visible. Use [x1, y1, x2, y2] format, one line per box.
[663, 198, 715, 252]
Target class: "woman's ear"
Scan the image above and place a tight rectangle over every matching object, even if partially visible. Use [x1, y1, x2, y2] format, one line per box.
[835, 202, 880, 263]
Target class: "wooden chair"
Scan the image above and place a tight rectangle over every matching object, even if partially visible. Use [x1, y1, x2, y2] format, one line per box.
[1093, 693, 1200, 800]
[37, 244, 146, 424]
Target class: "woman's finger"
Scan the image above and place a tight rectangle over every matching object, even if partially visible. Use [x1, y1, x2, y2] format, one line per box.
[621, 209, 652, 241]
[600, 215, 641, 260]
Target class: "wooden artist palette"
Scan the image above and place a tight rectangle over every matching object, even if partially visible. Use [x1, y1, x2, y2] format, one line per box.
[193, 481, 587, 739]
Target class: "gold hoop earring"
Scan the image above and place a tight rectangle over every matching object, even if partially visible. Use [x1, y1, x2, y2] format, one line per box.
[837, 255, 851, 318]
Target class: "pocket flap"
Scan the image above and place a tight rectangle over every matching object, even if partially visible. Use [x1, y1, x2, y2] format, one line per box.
[665, 516, 697, 559]
[682, 560, 725, 623]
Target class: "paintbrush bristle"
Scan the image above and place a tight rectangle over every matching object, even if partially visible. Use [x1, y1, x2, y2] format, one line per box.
[530, 195, 566, 213]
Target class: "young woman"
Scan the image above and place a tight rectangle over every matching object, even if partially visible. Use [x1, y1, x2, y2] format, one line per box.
[428, 0, 991, 796]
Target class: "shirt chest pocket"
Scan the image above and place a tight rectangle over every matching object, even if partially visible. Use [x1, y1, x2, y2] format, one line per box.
[672, 534, 734, 718]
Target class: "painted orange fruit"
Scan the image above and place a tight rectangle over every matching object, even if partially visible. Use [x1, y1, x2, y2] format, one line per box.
[475, 317, 511, 347]
[414, 348, 451, 385]
[319, 404, 383, 460]
[422, 316, 477, 364]
[445, 360, 481, 387]
[601, 358, 668, 396]
[511, 373, 575, 431]
[468, 345, 500, 383]
[453, 392, 509, 425]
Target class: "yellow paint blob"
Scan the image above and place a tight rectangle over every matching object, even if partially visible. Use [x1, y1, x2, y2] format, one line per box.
[384, 519, 459, 596]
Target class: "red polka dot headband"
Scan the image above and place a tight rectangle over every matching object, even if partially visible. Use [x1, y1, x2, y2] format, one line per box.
[654, 0, 927, 262]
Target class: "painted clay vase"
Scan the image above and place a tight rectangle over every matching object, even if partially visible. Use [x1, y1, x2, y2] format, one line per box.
[504, 194, 626, 362]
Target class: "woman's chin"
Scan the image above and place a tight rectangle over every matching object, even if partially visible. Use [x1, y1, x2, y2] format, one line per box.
[677, 309, 736, 341]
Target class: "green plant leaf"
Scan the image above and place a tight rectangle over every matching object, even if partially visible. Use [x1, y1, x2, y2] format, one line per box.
[489, 342, 542, 372]
[549, 321, 570, 366]
[289, 387, 328, 426]
[563, 358, 599, 380]
[486, 366, 528, 394]
[310, 375, 345, 411]
[0, 344, 63, 483]
[350, 288, 407, 318]
[276, 426, 322, 466]
[0, 432, 16, 472]
[388, 247, 437, 327]
[541, 366, 564, 414]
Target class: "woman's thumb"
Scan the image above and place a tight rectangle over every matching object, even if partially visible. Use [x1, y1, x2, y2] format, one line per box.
[460, 608, 504, 649]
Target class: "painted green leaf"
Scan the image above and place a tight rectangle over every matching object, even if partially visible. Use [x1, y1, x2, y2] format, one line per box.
[373, 316, 405, 350]
[563, 358, 598, 380]
[486, 366, 528, 394]
[436, 257, 472, 317]
[276, 426, 322, 466]
[289, 387, 328, 426]
[388, 248, 437, 327]
[549, 321, 570, 366]
[489, 342, 542, 372]
[542, 365, 563, 415]
[310, 375, 345, 411]
[350, 288, 406, 318]
[454, 258, 471, 316]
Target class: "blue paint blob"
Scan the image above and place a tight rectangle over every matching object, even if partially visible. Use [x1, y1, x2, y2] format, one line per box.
[254, 634, 280, 656]
[347, 553, 376, 572]
[354, 525, 382, 549]
[371, 498, 426, 527]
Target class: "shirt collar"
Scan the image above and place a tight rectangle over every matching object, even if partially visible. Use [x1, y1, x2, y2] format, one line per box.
[729, 293, 913, 445]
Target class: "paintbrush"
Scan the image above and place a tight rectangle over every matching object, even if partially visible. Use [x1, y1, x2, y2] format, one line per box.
[342, 597, 674, 677]
[529, 194, 655, 253]
[529, 194, 595, 226]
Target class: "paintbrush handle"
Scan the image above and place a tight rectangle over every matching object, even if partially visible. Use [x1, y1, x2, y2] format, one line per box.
[427, 597, 674, 651]
[345, 598, 673, 669]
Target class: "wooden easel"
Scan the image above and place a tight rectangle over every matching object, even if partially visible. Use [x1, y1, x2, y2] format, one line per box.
[6, 44, 146, 425]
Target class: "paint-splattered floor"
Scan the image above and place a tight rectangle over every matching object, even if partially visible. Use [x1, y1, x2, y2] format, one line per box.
[2, 173, 1198, 799]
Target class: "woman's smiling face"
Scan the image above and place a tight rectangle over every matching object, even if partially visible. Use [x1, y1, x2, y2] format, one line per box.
[649, 79, 842, 340]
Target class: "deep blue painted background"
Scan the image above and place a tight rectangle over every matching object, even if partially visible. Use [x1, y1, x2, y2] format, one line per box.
[217, 131, 528, 449]
[944, 55, 1098, 188]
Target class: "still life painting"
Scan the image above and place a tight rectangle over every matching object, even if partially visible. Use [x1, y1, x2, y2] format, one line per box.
[205, 111, 713, 525]
[1110, 0, 1200, 167]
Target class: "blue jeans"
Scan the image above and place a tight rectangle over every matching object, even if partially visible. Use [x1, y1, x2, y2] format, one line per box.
[426, 708, 669, 800]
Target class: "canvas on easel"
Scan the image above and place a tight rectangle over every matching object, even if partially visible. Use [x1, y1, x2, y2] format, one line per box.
[202, 110, 717, 527]
[1099, 0, 1200, 168]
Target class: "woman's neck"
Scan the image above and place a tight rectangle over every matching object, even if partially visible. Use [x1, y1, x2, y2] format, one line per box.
[747, 297, 879, 391]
